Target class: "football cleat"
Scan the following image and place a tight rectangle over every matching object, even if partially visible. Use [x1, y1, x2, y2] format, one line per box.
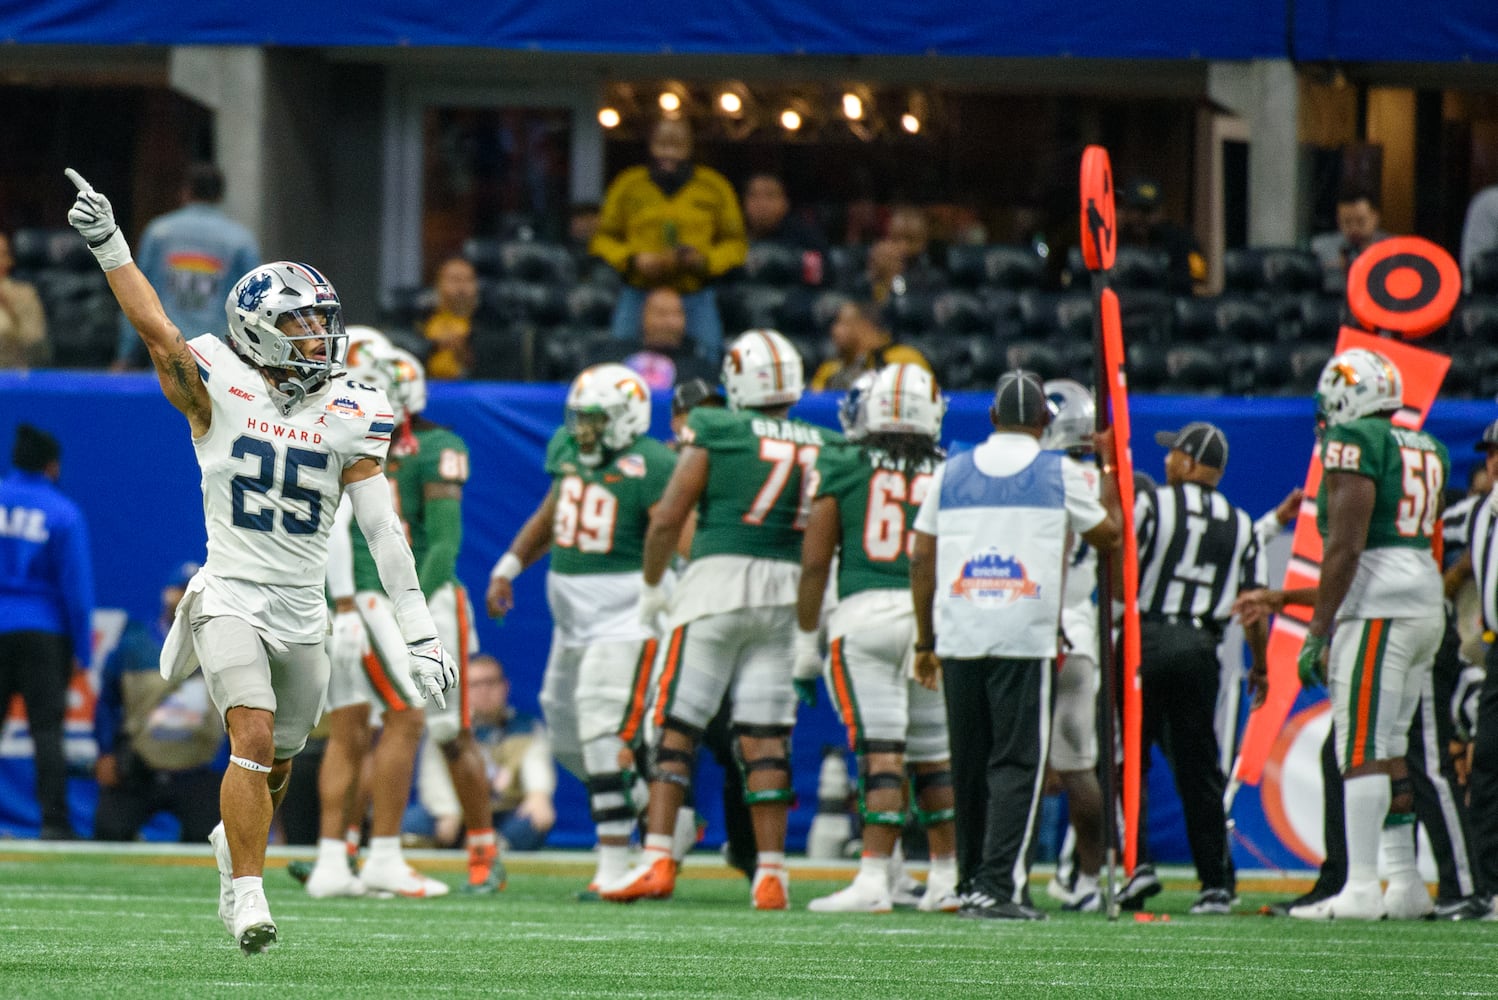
[807, 876, 892, 914]
[1432, 895, 1493, 921]
[1292, 880, 1386, 921]
[1383, 876, 1434, 920]
[207, 822, 236, 938]
[358, 860, 450, 898]
[1116, 863, 1162, 911]
[1063, 890, 1103, 914]
[1045, 876, 1077, 906]
[751, 865, 789, 911]
[463, 846, 508, 895]
[1188, 888, 1234, 915]
[917, 869, 962, 913]
[232, 890, 278, 955]
[600, 856, 676, 903]
[890, 873, 927, 909]
[305, 861, 368, 899]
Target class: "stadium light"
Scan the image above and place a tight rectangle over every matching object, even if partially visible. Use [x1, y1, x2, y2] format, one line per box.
[598, 107, 622, 129]
[779, 108, 803, 131]
[901, 112, 921, 134]
[719, 91, 742, 115]
[658, 91, 681, 113]
[841, 92, 864, 121]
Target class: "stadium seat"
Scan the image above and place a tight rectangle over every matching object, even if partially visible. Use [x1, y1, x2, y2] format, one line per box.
[1469, 251, 1498, 297]
[1292, 293, 1344, 343]
[1017, 290, 1092, 340]
[1446, 297, 1498, 342]
[825, 245, 868, 290]
[566, 283, 617, 328]
[784, 333, 824, 372]
[718, 283, 788, 332]
[461, 237, 506, 278]
[1211, 296, 1277, 343]
[1259, 248, 1322, 294]
[939, 333, 1001, 392]
[1003, 339, 1066, 381]
[1451, 342, 1498, 399]
[1114, 288, 1175, 345]
[482, 279, 568, 327]
[884, 292, 936, 337]
[537, 326, 611, 383]
[499, 241, 576, 285]
[1285, 343, 1335, 393]
[1222, 248, 1263, 293]
[10, 228, 93, 273]
[379, 286, 436, 330]
[930, 290, 991, 335]
[948, 244, 1046, 291]
[811, 289, 851, 331]
[47, 294, 119, 368]
[1126, 342, 1167, 392]
[772, 287, 820, 338]
[1109, 246, 1172, 290]
[470, 323, 532, 382]
[1163, 343, 1227, 393]
[1172, 295, 1218, 342]
[742, 242, 805, 286]
[1250, 343, 1293, 393]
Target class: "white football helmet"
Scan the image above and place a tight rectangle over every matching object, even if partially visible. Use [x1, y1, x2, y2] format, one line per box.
[864, 363, 945, 439]
[838, 371, 879, 442]
[721, 329, 804, 410]
[566, 363, 651, 458]
[344, 326, 394, 390]
[384, 348, 429, 423]
[1040, 378, 1096, 452]
[226, 261, 348, 410]
[1315, 348, 1403, 430]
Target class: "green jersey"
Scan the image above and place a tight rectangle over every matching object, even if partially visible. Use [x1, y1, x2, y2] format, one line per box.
[815, 441, 939, 599]
[682, 407, 840, 563]
[1316, 416, 1448, 552]
[352, 425, 470, 594]
[544, 428, 676, 575]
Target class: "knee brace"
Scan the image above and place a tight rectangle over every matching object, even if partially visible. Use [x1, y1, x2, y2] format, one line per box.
[858, 739, 907, 757]
[911, 767, 955, 826]
[734, 724, 794, 805]
[652, 722, 697, 793]
[859, 770, 907, 827]
[585, 772, 639, 825]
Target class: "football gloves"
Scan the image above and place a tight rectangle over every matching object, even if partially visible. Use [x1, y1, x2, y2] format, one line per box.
[793, 629, 823, 708]
[1297, 632, 1329, 689]
[636, 582, 669, 631]
[64, 168, 132, 271]
[1453, 663, 1485, 743]
[407, 636, 456, 709]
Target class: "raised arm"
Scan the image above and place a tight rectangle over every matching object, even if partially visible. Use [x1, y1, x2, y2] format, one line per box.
[66, 169, 211, 434]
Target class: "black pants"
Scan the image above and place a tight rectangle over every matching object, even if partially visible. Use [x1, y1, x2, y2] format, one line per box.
[941, 656, 1049, 904]
[1468, 642, 1498, 896]
[702, 696, 755, 876]
[0, 630, 74, 834]
[1312, 614, 1476, 900]
[93, 748, 222, 844]
[1137, 621, 1232, 892]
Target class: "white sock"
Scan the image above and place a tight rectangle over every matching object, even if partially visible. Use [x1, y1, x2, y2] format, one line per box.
[232, 875, 263, 899]
[596, 844, 631, 884]
[644, 833, 674, 863]
[368, 835, 403, 867]
[316, 837, 345, 869]
[1380, 820, 1419, 880]
[1343, 774, 1391, 884]
[928, 856, 957, 885]
[344, 826, 361, 854]
[857, 854, 890, 886]
[757, 851, 786, 873]
[670, 806, 697, 861]
[1074, 872, 1100, 899]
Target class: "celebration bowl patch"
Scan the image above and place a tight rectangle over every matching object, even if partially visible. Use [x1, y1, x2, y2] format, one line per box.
[950, 548, 1040, 603]
[326, 396, 365, 418]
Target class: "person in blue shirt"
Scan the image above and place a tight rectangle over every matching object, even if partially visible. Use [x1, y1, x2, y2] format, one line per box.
[93, 562, 227, 843]
[111, 163, 260, 370]
[0, 424, 95, 840]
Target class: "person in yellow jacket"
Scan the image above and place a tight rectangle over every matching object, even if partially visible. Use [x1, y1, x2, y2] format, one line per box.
[590, 118, 746, 361]
[810, 300, 932, 391]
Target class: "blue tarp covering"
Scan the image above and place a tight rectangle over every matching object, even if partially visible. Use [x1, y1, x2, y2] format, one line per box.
[0, 373, 1490, 864]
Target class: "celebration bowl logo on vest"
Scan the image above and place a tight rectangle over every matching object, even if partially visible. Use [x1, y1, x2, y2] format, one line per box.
[950, 547, 1041, 604]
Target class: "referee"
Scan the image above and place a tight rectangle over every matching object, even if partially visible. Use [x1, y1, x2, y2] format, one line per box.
[1457, 418, 1498, 915]
[910, 370, 1122, 920]
[1119, 421, 1268, 915]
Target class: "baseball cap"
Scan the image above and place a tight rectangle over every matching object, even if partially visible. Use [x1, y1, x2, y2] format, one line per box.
[992, 370, 1050, 429]
[1154, 421, 1229, 470]
[1121, 178, 1162, 210]
[1475, 419, 1498, 453]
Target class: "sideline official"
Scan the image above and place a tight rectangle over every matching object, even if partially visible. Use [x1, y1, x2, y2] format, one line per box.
[911, 370, 1121, 920]
[1119, 422, 1268, 915]
[1458, 419, 1498, 914]
[0, 425, 95, 840]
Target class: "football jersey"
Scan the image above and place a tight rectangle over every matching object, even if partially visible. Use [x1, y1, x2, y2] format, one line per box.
[1316, 415, 1449, 619]
[352, 423, 472, 593]
[814, 441, 938, 600]
[544, 427, 676, 575]
[682, 406, 839, 564]
[188, 334, 392, 589]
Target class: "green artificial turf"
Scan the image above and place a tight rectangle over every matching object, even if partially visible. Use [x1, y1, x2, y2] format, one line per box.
[0, 851, 1492, 999]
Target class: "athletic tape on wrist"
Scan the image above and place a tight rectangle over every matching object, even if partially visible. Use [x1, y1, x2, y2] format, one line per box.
[88, 229, 133, 272]
[230, 754, 272, 774]
[491, 552, 523, 582]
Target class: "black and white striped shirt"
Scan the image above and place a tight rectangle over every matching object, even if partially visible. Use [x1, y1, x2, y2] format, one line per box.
[1463, 492, 1498, 631]
[1135, 481, 1267, 625]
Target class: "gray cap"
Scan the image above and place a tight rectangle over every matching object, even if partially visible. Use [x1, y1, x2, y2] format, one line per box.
[1154, 421, 1229, 470]
[992, 370, 1050, 429]
[1475, 419, 1498, 453]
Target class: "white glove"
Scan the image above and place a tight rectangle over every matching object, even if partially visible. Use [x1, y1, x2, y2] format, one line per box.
[793, 628, 823, 682]
[637, 581, 669, 630]
[330, 609, 368, 681]
[64, 168, 132, 271]
[407, 636, 456, 710]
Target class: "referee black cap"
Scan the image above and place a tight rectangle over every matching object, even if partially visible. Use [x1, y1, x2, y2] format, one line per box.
[1475, 419, 1498, 453]
[672, 378, 723, 415]
[1155, 421, 1229, 470]
[991, 369, 1050, 429]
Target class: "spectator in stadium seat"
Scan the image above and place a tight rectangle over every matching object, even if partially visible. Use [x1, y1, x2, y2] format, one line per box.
[1310, 186, 1389, 296]
[810, 300, 931, 391]
[591, 118, 747, 362]
[406, 654, 556, 851]
[1118, 177, 1206, 296]
[859, 205, 947, 305]
[742, 173, 829, 278]
[112, 163, 259, 371]
[0, 233, 47, 369]
[93, 562, 226, 843]
[587, 287, 718, 391]
[1460, 183, 1498, 291]
[420, 256, 494, 381]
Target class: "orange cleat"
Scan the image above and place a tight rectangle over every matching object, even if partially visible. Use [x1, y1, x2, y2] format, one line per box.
[600, 856, 676, 902]
[752, 866, 789, 911]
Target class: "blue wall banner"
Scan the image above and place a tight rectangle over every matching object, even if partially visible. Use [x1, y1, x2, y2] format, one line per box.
[0, 372, 1490, 867]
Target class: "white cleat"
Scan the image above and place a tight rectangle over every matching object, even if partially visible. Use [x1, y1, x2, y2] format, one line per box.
[1045, 876, 1077, 906]
[1295, 880, 1386, 921]
[207, 823, 236, 938]
[890, 872, 926, 908]
[359, 860, 450, 898]
[918, 870, 962, 913]
[232, 890, 278, 955]
[1383, 876, 1434, 920]
[305, 861, 369, 899]
[807, 876, 893, 914]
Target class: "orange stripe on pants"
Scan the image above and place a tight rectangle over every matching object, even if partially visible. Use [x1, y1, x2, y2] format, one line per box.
[829, 638, 860, 751]
[619, 638, 659, 744]
[1349, 619, 1385, 768]
[652, 627, 686, 729]
[364, 649, 410, 712]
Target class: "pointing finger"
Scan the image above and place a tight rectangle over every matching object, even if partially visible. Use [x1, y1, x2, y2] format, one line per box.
[64, 168, 94, 194]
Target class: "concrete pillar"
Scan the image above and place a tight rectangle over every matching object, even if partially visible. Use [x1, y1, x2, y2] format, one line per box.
[1208, 59, 1301, 248]
[168, 47, 269, 248]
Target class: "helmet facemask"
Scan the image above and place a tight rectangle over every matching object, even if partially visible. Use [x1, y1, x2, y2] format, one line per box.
[227, 262, 349, 415]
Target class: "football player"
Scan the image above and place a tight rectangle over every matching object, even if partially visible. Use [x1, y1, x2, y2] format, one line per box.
[794, 363, 960, 913]
[1293, 347, 1449, 920]
[66, 171, 454, 953]
[603, 329, 835, 909]
[486, 364, 674, 895]
[1036, 379, 1108, 912]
